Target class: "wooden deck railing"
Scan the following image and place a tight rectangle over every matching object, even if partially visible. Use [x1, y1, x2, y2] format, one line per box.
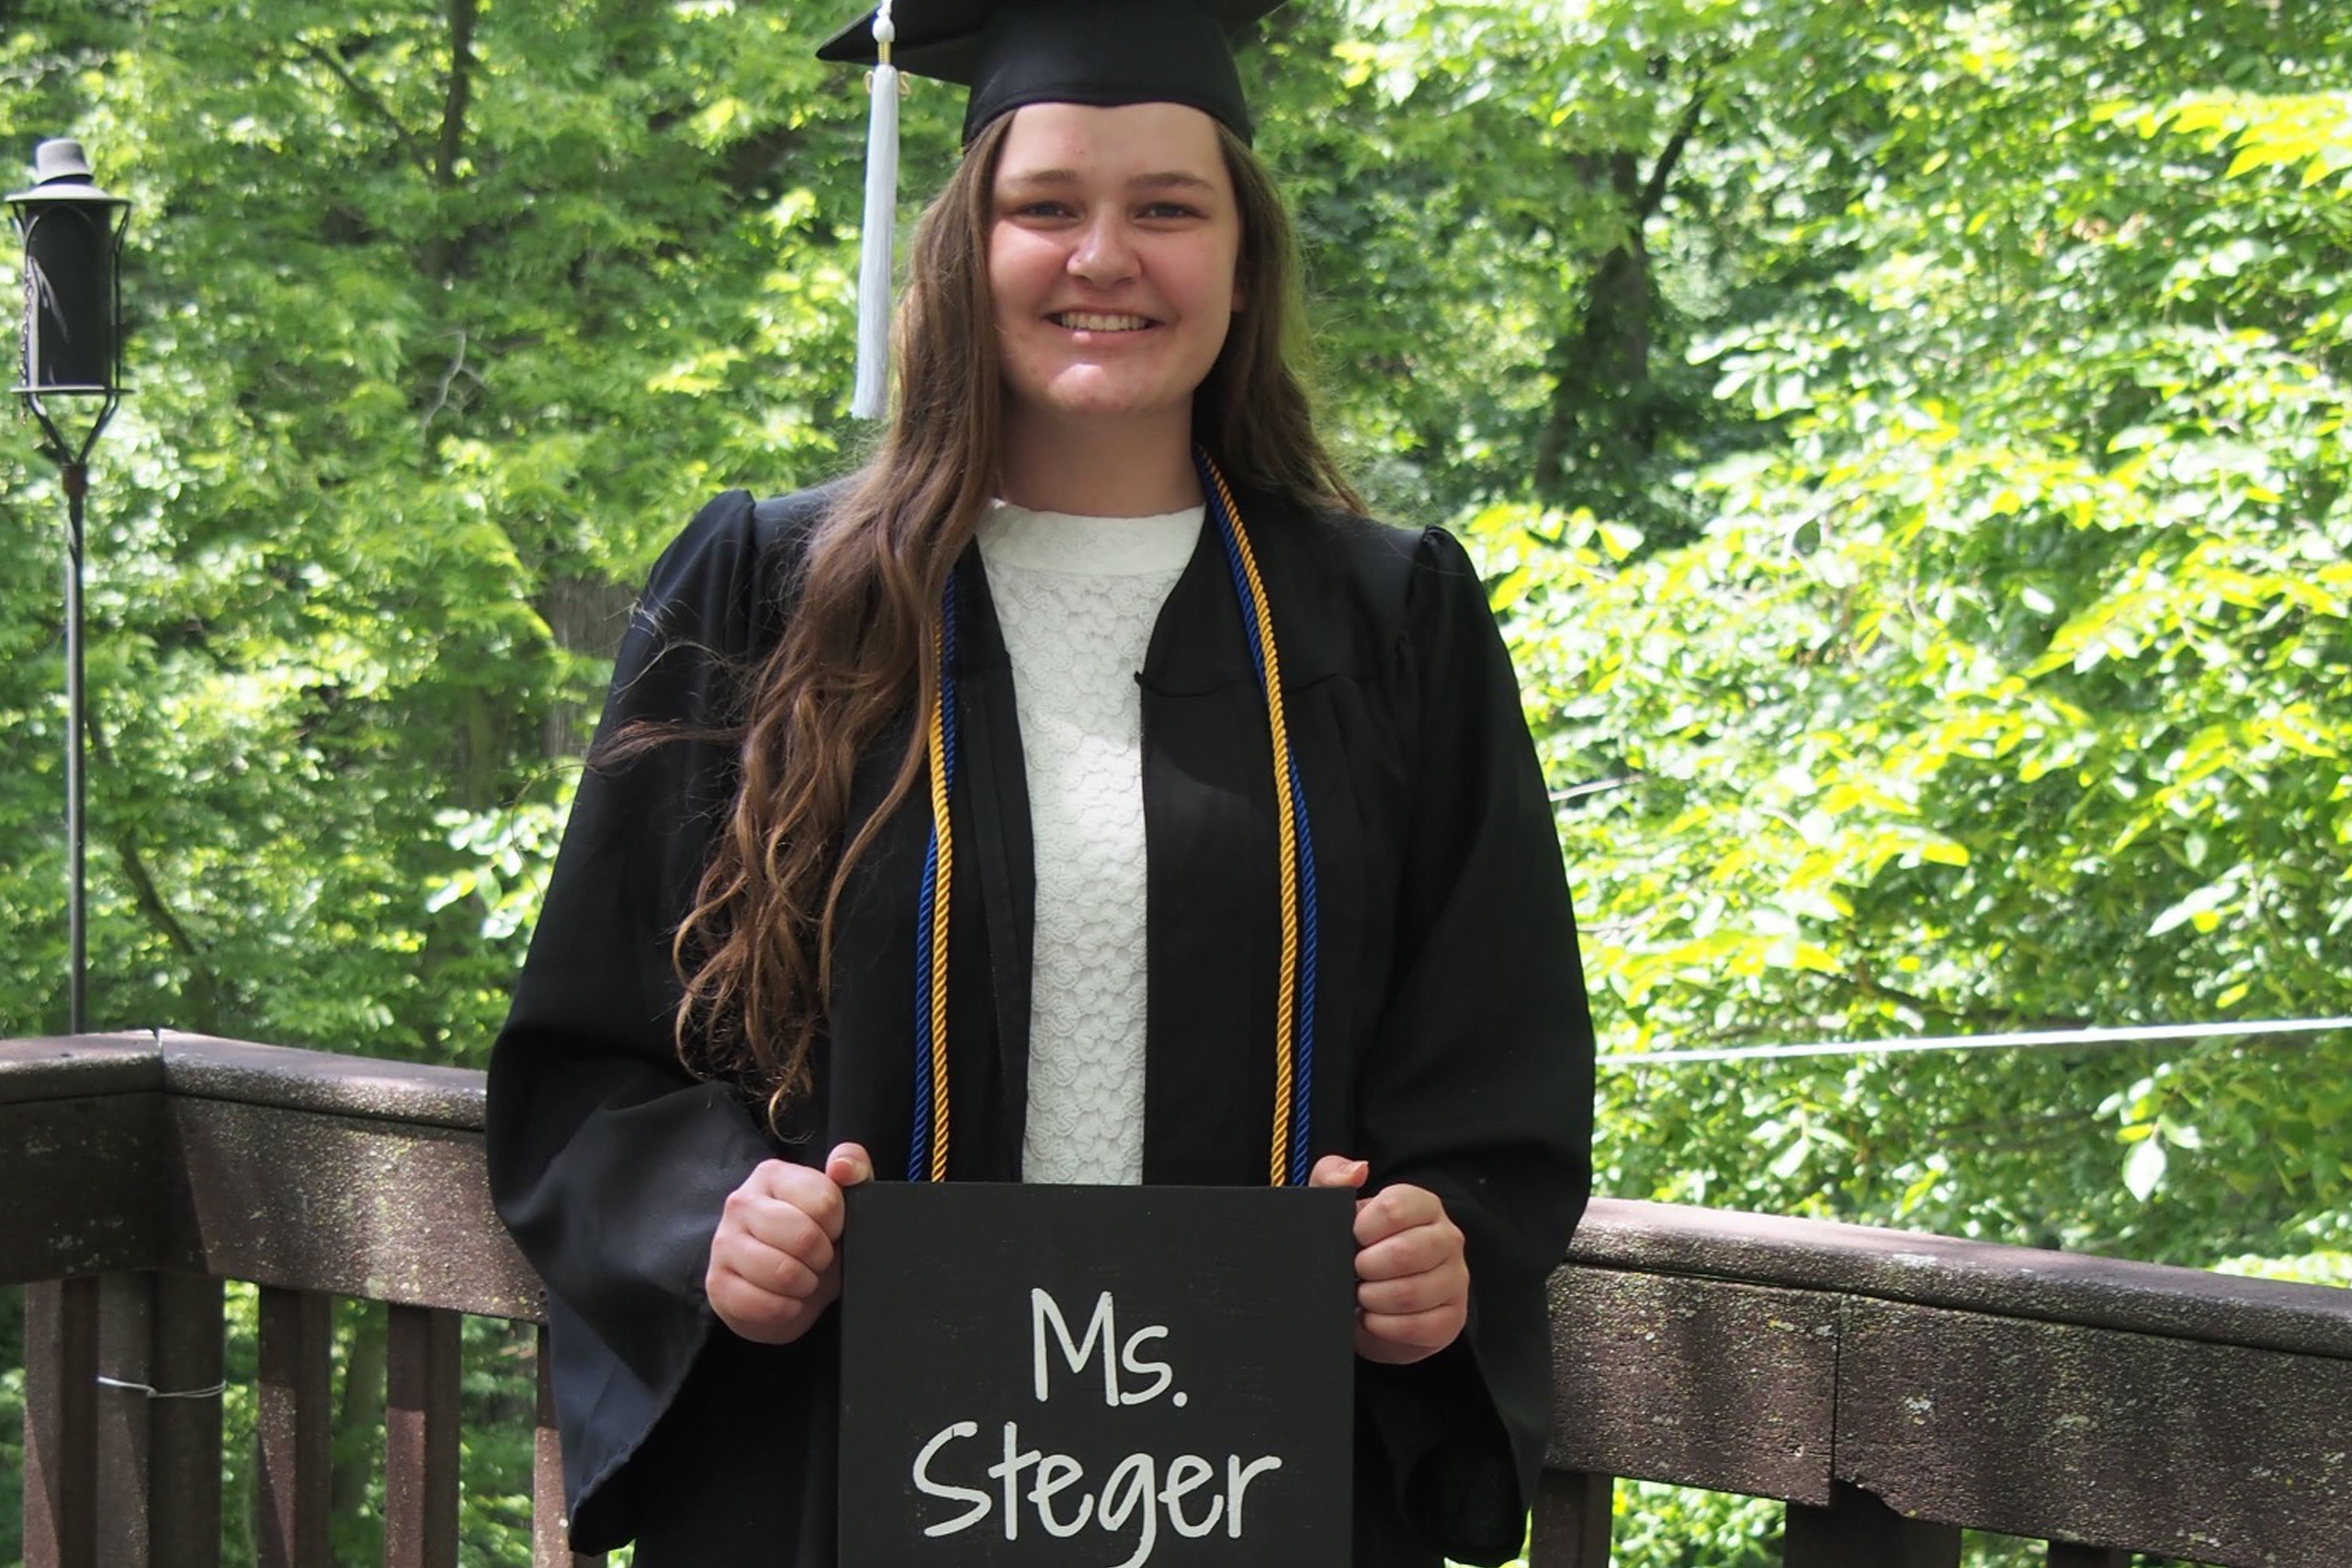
[6, 1031, 2350, 1567]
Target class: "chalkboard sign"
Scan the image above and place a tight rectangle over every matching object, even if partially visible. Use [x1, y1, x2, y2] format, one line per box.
[839, 1182, 1356, 1567]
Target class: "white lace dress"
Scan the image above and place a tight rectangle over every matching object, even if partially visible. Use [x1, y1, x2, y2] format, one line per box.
[976, 498, 1203, 1185]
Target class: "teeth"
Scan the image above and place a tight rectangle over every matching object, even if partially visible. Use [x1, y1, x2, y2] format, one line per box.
[1056, 312, 1150, 332]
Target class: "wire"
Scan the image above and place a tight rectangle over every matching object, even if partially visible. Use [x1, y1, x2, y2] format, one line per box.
[1551, 775, 1639, 803]
[96, 1376, 225, 1399]
[1598, 1015, 2352, 1067]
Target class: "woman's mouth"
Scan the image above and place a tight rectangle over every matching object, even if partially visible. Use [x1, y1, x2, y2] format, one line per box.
[1051, 311, 1153, 333]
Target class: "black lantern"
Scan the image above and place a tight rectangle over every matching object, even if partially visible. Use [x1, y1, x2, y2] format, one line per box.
[11, 137, 129, 465]
[9, 137, 130, 1035]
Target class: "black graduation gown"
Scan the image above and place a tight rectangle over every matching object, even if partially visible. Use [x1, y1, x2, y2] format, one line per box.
[485, 479, 1597, 1567]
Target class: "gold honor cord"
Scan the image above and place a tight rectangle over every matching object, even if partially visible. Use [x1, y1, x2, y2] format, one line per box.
[1200, 457, 1306, 1187]
[922, 614, 955, 1184]
[910, 454, 1317, 1187]
[909, 594, 959, 1184]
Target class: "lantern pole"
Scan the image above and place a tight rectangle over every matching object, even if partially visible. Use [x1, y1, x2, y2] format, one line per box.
[62, 463, 90, 1033]
[9, 137, 130, 1035]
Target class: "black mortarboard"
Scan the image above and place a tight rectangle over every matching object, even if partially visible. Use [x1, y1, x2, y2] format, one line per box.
[820, 0, 1283, 146]
[821, 0, 1283, 417]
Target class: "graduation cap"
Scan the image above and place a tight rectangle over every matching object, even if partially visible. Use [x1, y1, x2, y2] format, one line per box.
[820, 0, 1283, 145]
[821, 0, 1284, 415]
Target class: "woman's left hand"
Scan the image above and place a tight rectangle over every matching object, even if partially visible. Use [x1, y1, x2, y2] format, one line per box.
[1308, 1155, 1469, 1365]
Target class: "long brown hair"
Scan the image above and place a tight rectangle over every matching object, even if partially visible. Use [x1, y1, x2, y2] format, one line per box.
[669, 114, 1360, 1124]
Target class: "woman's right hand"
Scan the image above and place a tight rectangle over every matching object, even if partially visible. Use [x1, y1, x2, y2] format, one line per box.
[705, 1142, 873, 1344]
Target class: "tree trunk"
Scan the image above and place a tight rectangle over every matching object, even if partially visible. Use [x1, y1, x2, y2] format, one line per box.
[1531, 76, 1711, 512]
[329, 1303, 389, 1528]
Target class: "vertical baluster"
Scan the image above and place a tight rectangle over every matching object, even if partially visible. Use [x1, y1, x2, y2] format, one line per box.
[1784, 1483, 1961, 1567]
[1529, 1470, 1614, 1566]
[2047, 1546, 2129, 1567]
[386, 1303, 461, 1568]
[148, 1274, 226, 1568]
[533, 1323, 603, 1568]
[24, 1277, 101, 1568]
[95, 1271, 223, 1567]
[256, 1287, 334, 1568]
[94, 1273, 155, 1567]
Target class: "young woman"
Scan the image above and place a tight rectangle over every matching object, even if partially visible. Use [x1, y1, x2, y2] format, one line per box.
[486, 4, 1595, 1563]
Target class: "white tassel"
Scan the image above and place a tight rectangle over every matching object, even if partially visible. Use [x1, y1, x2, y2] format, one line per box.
[852, 3, 900, 420]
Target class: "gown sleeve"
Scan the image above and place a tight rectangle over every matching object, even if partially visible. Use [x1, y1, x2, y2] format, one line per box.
[484, 489, 795, 1551]
[1353, 524, 1597, 1566]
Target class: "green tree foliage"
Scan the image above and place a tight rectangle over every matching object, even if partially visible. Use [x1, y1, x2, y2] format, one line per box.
[2, 0, 945, 1057]
[1461, 0, 2351, 1276]
[4, 1, 2347, 1564]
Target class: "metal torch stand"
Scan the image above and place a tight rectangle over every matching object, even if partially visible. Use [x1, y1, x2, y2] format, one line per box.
[61, 459, 88, 1033]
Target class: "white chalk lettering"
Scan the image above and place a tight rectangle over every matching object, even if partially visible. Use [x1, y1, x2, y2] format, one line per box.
[1160, 1454, 1222, 1538]
[904, 1419, 1285, 1567]
[1117, 1323, 1173, 1406]
[985, 1421, 1042, 1540]
[1030, 1287, 1182, 1409]
[1227, 1453, 1283, 1536]
[1030, 1452, 1091, 1537]
[1098, 1454, 1159, 1568]
[1031, 1288, 1118, 1405]
[911, 1421, 989, 1537]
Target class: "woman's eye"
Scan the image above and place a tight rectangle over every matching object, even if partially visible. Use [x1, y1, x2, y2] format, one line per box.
[1140, 201, 1200, 220]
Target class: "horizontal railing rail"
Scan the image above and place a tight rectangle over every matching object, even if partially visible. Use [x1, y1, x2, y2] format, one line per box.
[7, 1032, 2349, 1567]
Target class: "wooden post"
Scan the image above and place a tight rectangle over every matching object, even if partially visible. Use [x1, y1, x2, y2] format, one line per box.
[92, 1271, 225, 1568]
[386, 1303, 462, 1568]
[148, 1273, 227, 1568]
[1784, 1483, 1961, 1568]
[93, 1274, 154, 1567]
[24, 1277, 101, 1568]
[1529, 1470, 1614, 1566]
[256, 1287, 334, 1568]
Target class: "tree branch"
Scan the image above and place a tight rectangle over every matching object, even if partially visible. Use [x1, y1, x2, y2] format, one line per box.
[434, 0, 479, 190]
[295, 42, 432, 178]
[1635, 78, 1712, 221]
[416, 0, 482, 291]
[86, 724, 225, 1034]
[418, 328, 477, 437]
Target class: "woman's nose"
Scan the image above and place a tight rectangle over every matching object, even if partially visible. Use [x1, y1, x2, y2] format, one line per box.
[1068, 215, 1138, 283]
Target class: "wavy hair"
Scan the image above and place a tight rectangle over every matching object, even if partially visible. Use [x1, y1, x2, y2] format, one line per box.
[665, 116, 1360, 1124]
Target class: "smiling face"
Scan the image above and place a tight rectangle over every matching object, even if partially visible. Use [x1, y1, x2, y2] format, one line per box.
[987, 100, 1244, 447]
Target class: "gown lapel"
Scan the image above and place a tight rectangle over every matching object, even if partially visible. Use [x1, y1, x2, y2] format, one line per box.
[1137, 499, 1283, 1185]
[946, 552, 1036, 1168]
